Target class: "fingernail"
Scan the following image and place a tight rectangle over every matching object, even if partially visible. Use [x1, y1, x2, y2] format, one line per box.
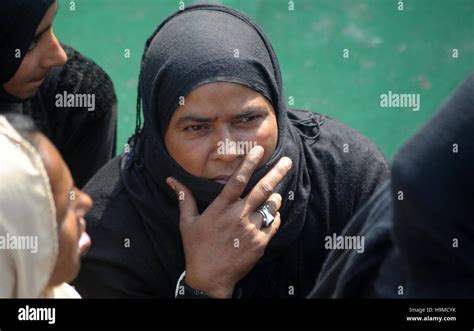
[280, 157, 292, 170]
[166, 178, 176, 191]
[251, 145, 264, 158]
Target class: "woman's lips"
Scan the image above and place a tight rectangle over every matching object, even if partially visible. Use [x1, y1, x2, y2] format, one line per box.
[211, 175, 232, 184]
[78, 232, 91, 255]
[28, 79, 45, 90]
[78, 218, 91, 255]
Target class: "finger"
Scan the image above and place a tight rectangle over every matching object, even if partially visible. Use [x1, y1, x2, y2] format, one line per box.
[166, 177, 199, 225]
[245, 156, 292, 211]
[219, 145, 265, 203]
[260, 212, 281, 242]
[248, 193, 282, 229]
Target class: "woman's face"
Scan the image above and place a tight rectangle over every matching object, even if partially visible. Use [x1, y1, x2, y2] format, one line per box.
[164, 82, 278, 184]
[32, 133, 92, 287]
[2, 2, 67, 99]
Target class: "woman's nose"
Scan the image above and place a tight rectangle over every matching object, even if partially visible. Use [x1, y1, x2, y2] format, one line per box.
[213, 128, 245, 162]
[40, 32, 67, 69]
[78, 190, 93, 214]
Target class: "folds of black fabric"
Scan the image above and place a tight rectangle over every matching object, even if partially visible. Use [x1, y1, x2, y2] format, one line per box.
[389, 73, 474, 298]
[310, 73, 474, 298]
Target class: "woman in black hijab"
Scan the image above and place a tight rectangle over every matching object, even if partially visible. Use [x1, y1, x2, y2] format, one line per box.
[73, 4, 389, 298]
[0, 0, 117, 188]
[310, 73, 474, 298]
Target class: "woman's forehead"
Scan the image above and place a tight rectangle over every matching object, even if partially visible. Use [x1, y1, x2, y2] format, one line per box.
[36, 2, 57, 33]
[187, 82, 268, 105]
[174, 82, 273, 116]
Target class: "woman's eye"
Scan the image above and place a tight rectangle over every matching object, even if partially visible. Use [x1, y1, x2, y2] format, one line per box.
[184, 125, 207, 132]
[240, 115, 261, 123]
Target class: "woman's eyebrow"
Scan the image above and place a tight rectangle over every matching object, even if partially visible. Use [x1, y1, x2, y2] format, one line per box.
[233, 107, 267, 119]
[57, 184, 74, 224]
[66, 185, 75, 207]
[33, 6, 58, 39]
[176, 115, 217, 125]
[176, 107, 267, 125]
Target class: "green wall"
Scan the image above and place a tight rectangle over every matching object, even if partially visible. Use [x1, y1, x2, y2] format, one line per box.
[54, 0, 474, 159]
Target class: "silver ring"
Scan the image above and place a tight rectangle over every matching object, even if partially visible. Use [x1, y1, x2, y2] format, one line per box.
[256, 203, 275, 228]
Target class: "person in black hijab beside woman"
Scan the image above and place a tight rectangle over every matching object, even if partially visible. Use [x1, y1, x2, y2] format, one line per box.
[0, 0, 117, 188]
[310, 73, 474, 298]
[73, 4, 389, 298]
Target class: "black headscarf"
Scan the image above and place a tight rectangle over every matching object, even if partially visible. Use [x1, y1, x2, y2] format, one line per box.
[121, 4, 315, 289]
[0, 0, 54, 104]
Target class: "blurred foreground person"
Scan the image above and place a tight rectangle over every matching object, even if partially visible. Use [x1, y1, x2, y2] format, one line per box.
[0, 114, 92, 298]
[310, 74, 474, 298]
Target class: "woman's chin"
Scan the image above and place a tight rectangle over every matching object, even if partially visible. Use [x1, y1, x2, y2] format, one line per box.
[15, 87, 38, 100]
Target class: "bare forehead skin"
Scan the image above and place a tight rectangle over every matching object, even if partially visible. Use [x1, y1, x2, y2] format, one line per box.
[173, 82, 274, 119]
[36, 2, 58, 34]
